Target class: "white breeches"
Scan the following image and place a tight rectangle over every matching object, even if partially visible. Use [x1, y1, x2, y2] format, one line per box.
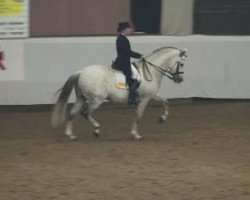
[131, 64, 141, 82]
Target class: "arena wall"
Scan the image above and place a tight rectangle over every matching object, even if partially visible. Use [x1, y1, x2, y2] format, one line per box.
[0, 35, 250, 105]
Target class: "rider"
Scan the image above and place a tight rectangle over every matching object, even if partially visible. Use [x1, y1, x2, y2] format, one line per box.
[112, 22, 142, 105]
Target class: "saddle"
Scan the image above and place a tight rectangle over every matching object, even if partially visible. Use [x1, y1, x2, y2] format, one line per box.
[112, 69, 129, 89]
[112, 64, 141, 90]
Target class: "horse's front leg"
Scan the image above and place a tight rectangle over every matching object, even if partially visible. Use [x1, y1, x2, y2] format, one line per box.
[153, 95, 169, 123]
[131, 98, 150, 140]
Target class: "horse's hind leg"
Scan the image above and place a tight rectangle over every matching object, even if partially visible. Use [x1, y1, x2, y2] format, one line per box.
[65, 100, 83, 140]
[81, 98, 103, 137]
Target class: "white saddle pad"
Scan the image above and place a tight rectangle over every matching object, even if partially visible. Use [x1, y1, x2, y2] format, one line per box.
[114, 71, 128, 89]
[113, 64, 141, 89]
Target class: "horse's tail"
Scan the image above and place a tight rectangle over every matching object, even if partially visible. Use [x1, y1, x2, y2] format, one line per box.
[51, 72, 81, 128]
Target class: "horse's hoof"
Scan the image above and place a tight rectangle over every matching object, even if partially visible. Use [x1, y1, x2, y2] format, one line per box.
[158, 115, 167, 123]
[93, 128, 100, 138]
[93, 132, 99, 138]
[69, 135, 77, 140]
[135, 136, 143, 140]
[131, 130, 142, 140]
[133, 134, 143, 140]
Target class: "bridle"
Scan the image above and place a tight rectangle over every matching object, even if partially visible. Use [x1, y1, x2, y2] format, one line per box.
[139, 49, 187, 82]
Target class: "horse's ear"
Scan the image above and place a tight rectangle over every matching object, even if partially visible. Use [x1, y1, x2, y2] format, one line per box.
[180, 49, 188, 57]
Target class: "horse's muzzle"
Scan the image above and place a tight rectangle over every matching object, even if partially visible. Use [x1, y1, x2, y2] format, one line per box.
[173, 75, 183, 83]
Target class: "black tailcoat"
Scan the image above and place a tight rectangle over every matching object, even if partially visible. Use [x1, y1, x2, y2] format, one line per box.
[112, 34, 141, 84]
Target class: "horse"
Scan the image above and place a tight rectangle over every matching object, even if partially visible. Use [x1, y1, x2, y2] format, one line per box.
[51, 47, 188, 140]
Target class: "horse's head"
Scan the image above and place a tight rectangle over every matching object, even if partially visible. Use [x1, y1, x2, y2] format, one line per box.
[141, 47, 188, 83]
[171, 48, 188, 83]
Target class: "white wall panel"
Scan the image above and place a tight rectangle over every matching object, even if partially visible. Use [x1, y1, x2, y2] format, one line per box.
[0, 35, 250, 104]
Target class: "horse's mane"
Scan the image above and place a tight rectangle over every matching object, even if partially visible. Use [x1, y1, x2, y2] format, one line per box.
[151, 46, 179, 54]
[133, 46, 180, 69]
[147, 46, 180, 58]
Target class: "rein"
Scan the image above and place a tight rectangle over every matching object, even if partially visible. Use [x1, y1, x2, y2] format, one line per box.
[140, 58, 183, 81]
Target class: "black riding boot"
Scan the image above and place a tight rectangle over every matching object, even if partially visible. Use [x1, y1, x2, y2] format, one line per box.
[128, 79, 140, 105]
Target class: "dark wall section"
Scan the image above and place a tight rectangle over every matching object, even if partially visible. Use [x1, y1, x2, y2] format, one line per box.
[30, 0, 130, 37]
[131, 0, 161, 34]
[194, 0, 250, 35]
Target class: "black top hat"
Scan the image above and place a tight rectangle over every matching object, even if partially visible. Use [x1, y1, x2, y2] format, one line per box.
[117, 22, 131, 32]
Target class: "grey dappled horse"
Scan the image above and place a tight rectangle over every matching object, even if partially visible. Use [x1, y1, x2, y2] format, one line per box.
[51, 47, 187, 140]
